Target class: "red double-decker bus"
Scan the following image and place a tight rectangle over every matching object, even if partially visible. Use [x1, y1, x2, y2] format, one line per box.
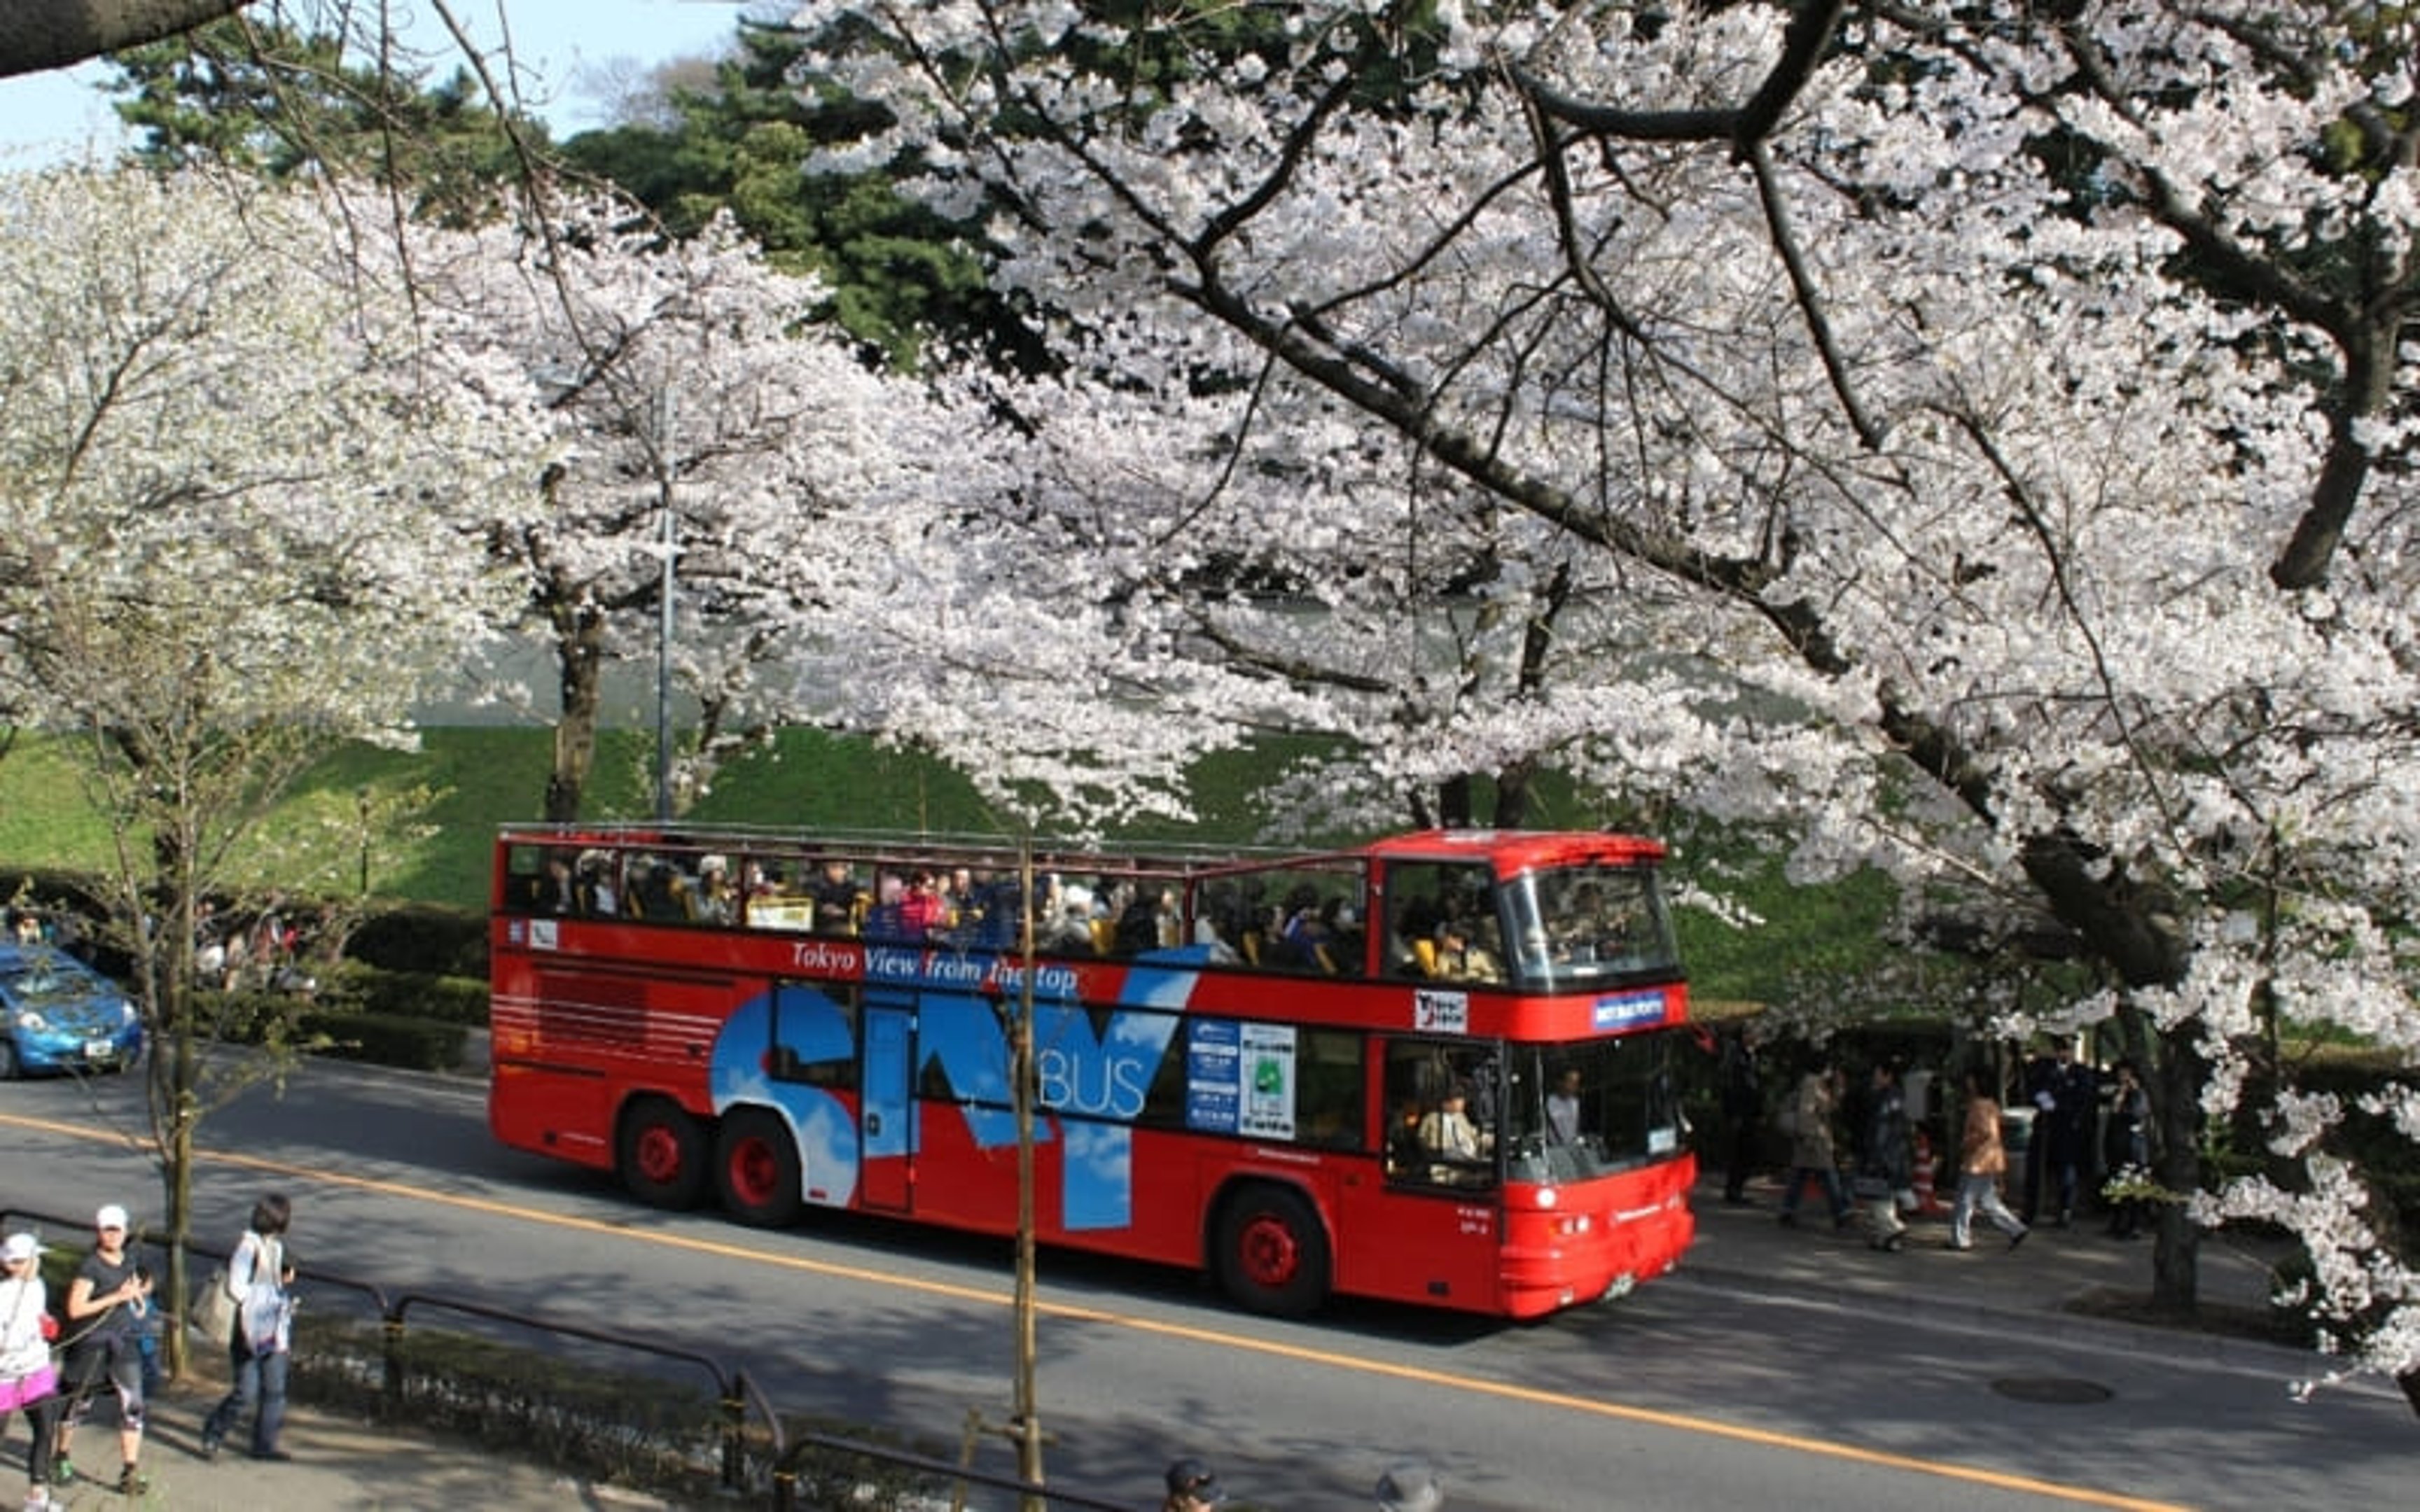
[488, 825, 1697, 1319]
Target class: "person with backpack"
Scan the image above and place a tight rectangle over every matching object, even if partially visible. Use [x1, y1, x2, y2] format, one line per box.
[199, 1194, 297, 1463]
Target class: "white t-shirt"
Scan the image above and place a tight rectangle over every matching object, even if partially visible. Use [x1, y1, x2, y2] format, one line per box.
[0, 1275, 50, 1378]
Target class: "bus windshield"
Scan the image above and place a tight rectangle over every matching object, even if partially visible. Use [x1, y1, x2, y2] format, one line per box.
[1502, 1031, 1690, 1184]
[1498, 862, 1679, 990]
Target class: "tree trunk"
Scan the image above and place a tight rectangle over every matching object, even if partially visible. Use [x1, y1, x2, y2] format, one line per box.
[545, 607, 609, 822]
[2, 0, 248, 78]
[159, 1009, 199, 1380]
[1435, 774, 1472, 829]
[2149, 1025, 2207, 1312]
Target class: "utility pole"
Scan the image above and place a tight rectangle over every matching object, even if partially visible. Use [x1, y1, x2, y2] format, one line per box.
[1013, 836, 1045, 1506]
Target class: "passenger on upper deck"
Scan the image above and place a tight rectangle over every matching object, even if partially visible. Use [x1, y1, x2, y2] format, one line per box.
[695, 856, 736, 924]
[532, 853, 580, 916]
[897, 869, 947, 937]
[1431, 918, 1503, 983]
[809, 859, 862, 934]
[576, 852, 618, 918]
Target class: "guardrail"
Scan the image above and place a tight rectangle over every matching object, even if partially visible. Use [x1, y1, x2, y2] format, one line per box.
[1, 1205, 1123, 1510]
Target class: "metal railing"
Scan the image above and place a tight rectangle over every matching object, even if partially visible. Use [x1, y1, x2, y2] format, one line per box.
[2, 1204, 1124, 1509]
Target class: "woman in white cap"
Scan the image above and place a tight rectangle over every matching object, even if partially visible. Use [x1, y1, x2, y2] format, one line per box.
[0, 1231, 65, 1511]
[53, 1205, 149, 1495]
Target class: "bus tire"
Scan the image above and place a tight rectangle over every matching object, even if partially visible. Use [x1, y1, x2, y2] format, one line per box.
[616, 1096, 707, 1210]
[1214, 1182, 1330, 1317]
[714, 1106, 803, 1227]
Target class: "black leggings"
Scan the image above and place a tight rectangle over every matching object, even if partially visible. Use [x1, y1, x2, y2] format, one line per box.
[6, 1392, 63, 1487]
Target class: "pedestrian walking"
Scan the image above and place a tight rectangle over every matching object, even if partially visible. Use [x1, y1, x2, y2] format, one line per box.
[1776, 1059, 1853, 1229]
[200, 1194, 297, 1462]
[0, 1232, 65, 1512]
[52, 1205, 151, 1495]
[1717, 1024, 1764, 1205]
[1856, 1061, 1914, 1252]
[1948, 1071, 2029, 1251]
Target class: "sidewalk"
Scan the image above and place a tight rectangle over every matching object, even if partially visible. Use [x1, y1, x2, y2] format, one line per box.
[31, 1381, 681, 1512]
[1681, 1167, 2312, 1370]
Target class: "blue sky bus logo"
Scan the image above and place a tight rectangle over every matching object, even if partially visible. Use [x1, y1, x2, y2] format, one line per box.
[1592, 990, 1667, 1031]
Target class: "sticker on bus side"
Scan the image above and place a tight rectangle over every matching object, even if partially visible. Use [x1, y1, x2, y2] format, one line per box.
[1414, 989, 1470, 1033]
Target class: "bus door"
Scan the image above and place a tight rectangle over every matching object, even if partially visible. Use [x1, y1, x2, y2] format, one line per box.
[1357, 1035, 1506, 1308]
[860, 995, 916, 1212]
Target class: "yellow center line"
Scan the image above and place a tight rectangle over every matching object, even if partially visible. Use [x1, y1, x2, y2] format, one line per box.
[4, 1110, 2188, 1511]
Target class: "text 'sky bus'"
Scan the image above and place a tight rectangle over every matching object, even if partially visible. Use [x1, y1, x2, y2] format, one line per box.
[488, 825, 1697, 1319]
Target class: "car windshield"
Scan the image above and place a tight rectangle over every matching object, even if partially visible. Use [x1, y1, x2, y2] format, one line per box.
[1496, 862, 1679, 990]
[1, 956, 90, 1002]
[1500, 1031, 1690, 1183]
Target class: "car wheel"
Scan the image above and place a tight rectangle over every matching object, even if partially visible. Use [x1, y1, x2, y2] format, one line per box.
[0, 1039, 16, 1079]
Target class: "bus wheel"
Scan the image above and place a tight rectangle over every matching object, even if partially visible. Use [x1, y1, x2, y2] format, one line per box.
[714, 1107, 803, 1228]
[616, 1098, 706, 1209]
[1214, 1183, 1330, 1317]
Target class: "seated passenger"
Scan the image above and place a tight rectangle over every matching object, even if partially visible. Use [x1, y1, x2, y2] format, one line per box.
[532, 853, 580, 916]
[695, 855, 736, 925]
[1431, 920, 1503, 983]
[809, 858, 862, 934]
[897, 869, 947, 937]
[1417, 1085, 1491, 1161]
[576, 852, 618, 917]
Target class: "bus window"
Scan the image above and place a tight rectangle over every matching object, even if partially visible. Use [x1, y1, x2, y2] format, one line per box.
[1498, 863, 1678, 989]
[1295, 1030, 1365, 1149]
[768, 983, 861, 1091]
[1501, 1034, 1689, 1182]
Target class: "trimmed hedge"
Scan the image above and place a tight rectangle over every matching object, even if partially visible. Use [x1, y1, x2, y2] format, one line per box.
[346, 902, 487, 978]
[296, 1008, 468, 1072]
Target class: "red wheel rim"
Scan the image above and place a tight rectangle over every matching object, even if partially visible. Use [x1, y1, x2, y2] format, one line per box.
[728, 1138, 780, 1207]
[1238, 1212, 1300, 1289]
[634, 1124, 683, 1185]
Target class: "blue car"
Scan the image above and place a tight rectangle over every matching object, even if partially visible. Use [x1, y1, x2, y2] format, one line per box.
[0, 945, 141, 1079]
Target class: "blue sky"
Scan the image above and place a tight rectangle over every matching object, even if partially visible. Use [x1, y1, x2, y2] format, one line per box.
[0, 1, 754, 167]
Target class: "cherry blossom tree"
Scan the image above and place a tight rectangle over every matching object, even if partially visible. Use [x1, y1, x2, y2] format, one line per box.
[0, 164, 538, 1371]
[405, 190, 985, 820]
[781, 0, 2420, 1405]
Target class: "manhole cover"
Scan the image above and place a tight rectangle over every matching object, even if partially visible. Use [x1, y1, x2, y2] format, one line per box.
[1991, 1376, 2115, 1405]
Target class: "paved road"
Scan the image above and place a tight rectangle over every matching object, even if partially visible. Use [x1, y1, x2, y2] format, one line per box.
[1, 1062, 2403, 1511]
